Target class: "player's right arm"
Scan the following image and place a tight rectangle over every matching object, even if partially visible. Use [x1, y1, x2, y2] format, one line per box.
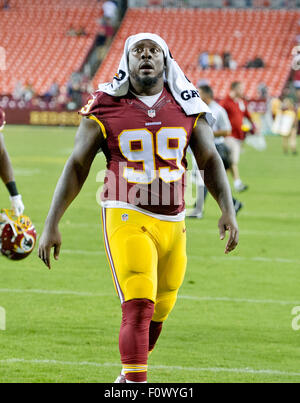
[190, 117, 239, 254]
[38, 117, 104, 269]
[0, 132, 15, 186]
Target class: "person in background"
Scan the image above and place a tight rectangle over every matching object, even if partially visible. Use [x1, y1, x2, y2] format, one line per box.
[221, 81, 256, 192]
[188, 85, 243, 218]
[199, 51, 209, 70]
[0, 107, 25, 216]
[295, 87, 300, 136]
[272, 98, 297, 155]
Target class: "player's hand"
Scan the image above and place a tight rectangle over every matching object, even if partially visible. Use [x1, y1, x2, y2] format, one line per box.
[250, 122, 257, 135]
[10, 194, 25, 216]
[218, 213, 239, 254]
[38, 226, 61, 270]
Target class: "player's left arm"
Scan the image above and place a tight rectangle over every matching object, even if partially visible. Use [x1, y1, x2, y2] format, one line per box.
[190, 117, 239, 254]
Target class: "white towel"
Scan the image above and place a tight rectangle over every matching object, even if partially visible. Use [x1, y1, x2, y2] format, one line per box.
[98, 32, 215, 126]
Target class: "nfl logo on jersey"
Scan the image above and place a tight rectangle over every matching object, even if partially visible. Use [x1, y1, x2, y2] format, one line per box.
[148, 109, 156, 118]
[121, 213, 129, 222]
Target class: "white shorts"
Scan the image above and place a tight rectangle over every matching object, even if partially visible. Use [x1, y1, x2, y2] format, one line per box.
[225, 137, 243, 165]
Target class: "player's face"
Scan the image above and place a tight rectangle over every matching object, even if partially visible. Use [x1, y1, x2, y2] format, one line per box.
[198, 89, 210, 105]
[128, 40, 165, 89]
[235, 83, 244, 98]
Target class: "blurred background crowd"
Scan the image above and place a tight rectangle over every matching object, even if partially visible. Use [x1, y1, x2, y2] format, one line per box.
[0, 0, 299, 140]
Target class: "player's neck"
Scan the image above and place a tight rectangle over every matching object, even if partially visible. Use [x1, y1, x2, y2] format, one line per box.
[129, 79, 164, 97]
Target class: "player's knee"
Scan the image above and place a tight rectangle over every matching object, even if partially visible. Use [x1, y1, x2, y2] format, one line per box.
[125, 274, 155, 301]
[122, 298, 154, 326]
[163, 261, 186, 292]
[152, 293, 178, 322]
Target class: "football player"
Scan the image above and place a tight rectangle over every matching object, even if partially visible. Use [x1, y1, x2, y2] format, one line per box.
[221, 81, 256, 192]
[38, 33, 239, 383]
[0, 107, 24, 216]
[188, 84, 243, 218]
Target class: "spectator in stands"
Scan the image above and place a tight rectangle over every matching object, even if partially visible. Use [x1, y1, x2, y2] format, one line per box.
[221, 81, 256, 192]
[57, 85, 70, 110]
[102, 0, 118, 27]
[198, 52, 223, 70]
[272, 98, 297, 155]
[223, 52, 237, 70]
[66, 26, 78, 37]
[95, 25, 107, 46]
[77, 26, 87, 37]
[245, 56, 265, 68]
[23, 81, 35, 103]
[43, 82, 60, 102]
[1, 0, 10, 10]
[198, 52, 209, 70]
[12, 81, 24, 100]
[214, 54, 223, 70]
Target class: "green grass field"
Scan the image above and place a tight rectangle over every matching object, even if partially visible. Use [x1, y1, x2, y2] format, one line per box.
[0, 125, 300, 383]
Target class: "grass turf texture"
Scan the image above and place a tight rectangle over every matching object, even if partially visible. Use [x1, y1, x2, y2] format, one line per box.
[0, 125, 300, 383]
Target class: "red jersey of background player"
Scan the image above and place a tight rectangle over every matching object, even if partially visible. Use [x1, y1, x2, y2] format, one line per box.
[80, 85, 200, 219]
[0, 107, 5, 130]
[221, 95, 252, 141]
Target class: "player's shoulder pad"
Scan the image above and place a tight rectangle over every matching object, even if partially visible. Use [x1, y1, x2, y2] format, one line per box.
[79, 90, 120, 117]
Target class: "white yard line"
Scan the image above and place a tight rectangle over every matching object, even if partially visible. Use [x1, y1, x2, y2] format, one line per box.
[0, 288, 110, 297]
[178, 295, 300, 306]
[188, 228, 300, 237]
[0, 288, 298, 306]
[188, 254, 299, 264]
[61, 249, 298, 264]
[63, 249, 105, 256]
[1, 358, 300, 378]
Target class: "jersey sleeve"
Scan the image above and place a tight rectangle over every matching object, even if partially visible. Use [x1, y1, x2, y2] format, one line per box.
[79, 92, 107, 138]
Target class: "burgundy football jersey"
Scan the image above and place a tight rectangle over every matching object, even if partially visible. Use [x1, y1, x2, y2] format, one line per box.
[0, 107, 5, 129]
[79, 86, 199, 217]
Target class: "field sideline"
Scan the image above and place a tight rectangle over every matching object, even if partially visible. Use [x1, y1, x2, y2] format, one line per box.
[0, 125, 300, 383]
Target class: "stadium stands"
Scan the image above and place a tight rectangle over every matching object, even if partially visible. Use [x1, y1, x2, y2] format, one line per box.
[0, 0, 103, 95]
[93, 8, 300, 98]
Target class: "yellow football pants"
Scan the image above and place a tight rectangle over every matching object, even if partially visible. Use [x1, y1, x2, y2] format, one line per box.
[101, 207, 187, 322]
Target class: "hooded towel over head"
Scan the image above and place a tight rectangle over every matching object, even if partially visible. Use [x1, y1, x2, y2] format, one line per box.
[98, 33, 215, 126]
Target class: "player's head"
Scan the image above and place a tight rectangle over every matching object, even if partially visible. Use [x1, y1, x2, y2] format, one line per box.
[230, 81, 244, 98]
[282, 97, 294, 111]
[127, 36, 165, 92]
[198, 85, 214, 105]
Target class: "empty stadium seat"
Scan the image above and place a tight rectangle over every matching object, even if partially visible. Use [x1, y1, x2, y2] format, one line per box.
[0, 0, 103, 95]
